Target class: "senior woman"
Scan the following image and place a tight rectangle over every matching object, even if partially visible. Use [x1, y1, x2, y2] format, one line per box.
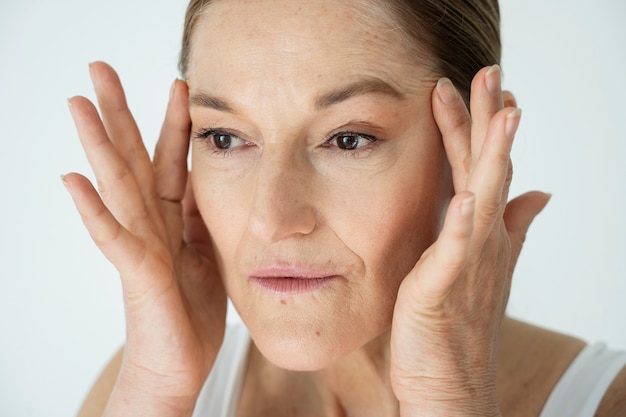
[65, 0, 626, 416]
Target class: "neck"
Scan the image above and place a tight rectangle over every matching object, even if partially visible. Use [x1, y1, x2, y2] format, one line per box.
[240, 328, 400, 417]
[314, 327, 399, 416]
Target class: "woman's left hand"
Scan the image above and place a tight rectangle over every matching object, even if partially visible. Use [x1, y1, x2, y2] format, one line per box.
[389, 65, 550, 417]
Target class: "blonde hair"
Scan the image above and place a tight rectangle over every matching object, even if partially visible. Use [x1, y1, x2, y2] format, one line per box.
[179, 0, 501, 104]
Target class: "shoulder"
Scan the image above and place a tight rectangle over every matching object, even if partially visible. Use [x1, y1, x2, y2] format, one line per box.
[77, 347, 123, 417]
[596, 364, 626, 417]
[497, 316, 586, 417]
[498, 317, 626, 417]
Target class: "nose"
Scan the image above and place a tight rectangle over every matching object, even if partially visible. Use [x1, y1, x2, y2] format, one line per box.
[247, 147, 317, 244]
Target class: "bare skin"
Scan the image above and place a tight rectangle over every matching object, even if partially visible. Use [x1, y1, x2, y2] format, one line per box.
[66, 1, 626, 416]
[77, 317, 625, 417]
[71, 63, 626, 416]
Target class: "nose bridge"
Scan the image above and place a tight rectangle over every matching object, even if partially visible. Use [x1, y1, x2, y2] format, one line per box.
[247, 144, 317, 243]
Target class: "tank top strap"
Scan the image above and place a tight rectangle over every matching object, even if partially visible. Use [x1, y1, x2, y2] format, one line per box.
[539, 342, 626, 417]
[192, 322, 251, 417]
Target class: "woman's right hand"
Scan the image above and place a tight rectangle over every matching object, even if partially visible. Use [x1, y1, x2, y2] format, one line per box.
[64, 62, 226, 416]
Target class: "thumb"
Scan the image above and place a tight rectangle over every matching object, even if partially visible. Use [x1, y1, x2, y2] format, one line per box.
[503, 191, 551, 276]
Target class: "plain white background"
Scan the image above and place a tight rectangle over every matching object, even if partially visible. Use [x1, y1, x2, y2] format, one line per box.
[0, 1, 624, 415]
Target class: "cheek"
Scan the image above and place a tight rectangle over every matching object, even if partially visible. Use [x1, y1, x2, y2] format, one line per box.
[327, 133, 451, 292]
[190, 152, 250, 272]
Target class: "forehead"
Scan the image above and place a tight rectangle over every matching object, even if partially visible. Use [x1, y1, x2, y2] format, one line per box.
[187, 0, 432, 94]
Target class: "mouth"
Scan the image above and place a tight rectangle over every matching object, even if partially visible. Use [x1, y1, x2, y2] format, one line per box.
[249, 266, 341, 294]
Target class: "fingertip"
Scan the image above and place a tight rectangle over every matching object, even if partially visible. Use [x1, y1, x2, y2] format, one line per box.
[67, 95, 87, 111]
[88, 62, 106, 86]
[485, 64, 502, 94]
[168, 79, 189, 109]
[60, 172, 85, 191]
[169, 79, 177, 99]
[536, 191, 552, 213]
[169, 79, 183, 107]
[60, 173, 71, 192]
[88, 61, 124, 100]
[503, 90, 517, 108]
[504, 191, 553, 236]
[436, 77, 458, 105]
[544, 192, 552, 202]
[470, 65, 493, 90]
[88, 61, 113, 75]
[505, 108, 522, 138]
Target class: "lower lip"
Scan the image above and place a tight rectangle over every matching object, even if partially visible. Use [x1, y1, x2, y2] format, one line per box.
[250, 276, 339, 294]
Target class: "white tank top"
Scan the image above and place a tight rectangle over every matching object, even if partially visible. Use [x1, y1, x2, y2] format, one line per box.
[538, 342, 626, 417]
[192, 323, 626, 417]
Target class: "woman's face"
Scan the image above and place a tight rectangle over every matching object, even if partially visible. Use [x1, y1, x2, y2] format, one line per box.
[188, 0, 452, 370]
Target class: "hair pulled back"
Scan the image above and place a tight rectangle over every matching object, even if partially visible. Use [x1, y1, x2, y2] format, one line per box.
[179, 0, 501, 104]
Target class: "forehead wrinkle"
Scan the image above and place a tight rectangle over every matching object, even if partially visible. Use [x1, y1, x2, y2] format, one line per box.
[187, 0, 436, 116]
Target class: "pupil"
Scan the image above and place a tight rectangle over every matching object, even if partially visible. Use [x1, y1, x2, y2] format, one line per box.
[338, 135, 358, 150]
[215, 134, 232, 149]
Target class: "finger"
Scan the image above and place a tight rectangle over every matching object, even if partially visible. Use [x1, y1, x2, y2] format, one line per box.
[406, 192, 475, 305]
[503, 90, 517, 109]
[68, 96, 149, 232]
[466, 107, 521, 242]
[184, 176, 213, 257]
[495, 91, 517, 209]
[504, 191, 551, 278]
[470, 65, 504, 158]
[432, 78, 472, 191]
[153, 79, 190, 203]
[62, 172, 145, 273]
[89, 62, 156, 200]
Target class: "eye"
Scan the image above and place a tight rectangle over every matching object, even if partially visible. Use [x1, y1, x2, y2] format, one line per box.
[213, 132, 237, 149]
[328, 132, 378, 150]
[194, 129, 249, 151]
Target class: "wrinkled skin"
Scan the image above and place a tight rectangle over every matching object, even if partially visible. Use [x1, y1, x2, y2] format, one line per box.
[65, 0, 548, 415]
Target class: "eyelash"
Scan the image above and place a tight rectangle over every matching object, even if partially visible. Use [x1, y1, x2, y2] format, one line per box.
[322, 131, 380, 155]
[192, 128, 381, 157]
[193, 128, 248, 156]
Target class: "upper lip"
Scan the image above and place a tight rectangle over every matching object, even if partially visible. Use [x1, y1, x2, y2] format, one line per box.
[249, 265, 339, 279]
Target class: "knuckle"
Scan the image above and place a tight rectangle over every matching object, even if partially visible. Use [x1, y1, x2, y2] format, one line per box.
[476, 201, 501, 226]
[433, 244, 467, 273]
[505, 162, 513, 185]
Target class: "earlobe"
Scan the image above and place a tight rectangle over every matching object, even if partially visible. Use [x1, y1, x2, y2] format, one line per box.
[503, 90, 517, 108]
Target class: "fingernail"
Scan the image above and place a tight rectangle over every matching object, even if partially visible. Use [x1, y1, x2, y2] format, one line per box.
[505, 108, 522, 138]
[88, 62, 95, 83]
[437, 77, 457, 105]
[461, 194, 476, 218]
[486, 64, 502, 94]
[170, 79, 177, 100]
[60, 174, 70, 192]
[67, 97, 76, 116]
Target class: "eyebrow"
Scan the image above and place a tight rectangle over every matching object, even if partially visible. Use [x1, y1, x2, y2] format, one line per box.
[188, 78, 406, 113]
[189, 93, 234, 113]
[314, 78, 406, 110]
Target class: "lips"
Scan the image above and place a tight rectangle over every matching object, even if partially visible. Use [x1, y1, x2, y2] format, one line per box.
[249, 265, 341, 294]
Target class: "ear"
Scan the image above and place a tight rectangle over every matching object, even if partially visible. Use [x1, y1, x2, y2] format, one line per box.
[503, 90, 517, 108]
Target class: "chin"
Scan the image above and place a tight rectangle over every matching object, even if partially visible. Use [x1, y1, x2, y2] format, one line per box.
[246, 315, 391, 371]
[248, 326, 337, 371]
